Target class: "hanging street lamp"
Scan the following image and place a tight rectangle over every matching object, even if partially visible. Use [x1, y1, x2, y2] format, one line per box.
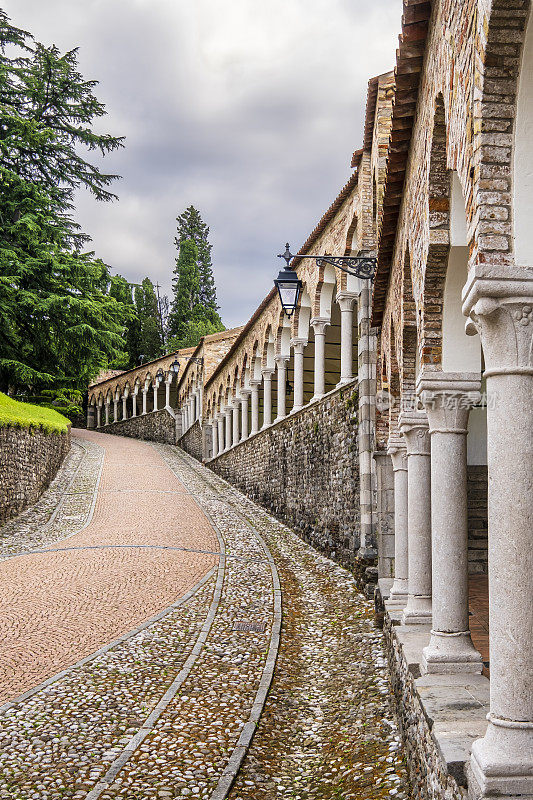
[169, 358, 181, 377]
[155, 368, 165, 381]
[274, 246, 303, 318]
[274, 243, 377, 317]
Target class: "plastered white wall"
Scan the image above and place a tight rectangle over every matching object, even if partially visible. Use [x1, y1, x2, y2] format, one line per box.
[514, 8, 533, 265]
[442, 247, 481, 371]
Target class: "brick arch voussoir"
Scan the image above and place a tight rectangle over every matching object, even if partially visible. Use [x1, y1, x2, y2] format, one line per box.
[473, 0, 531, 266]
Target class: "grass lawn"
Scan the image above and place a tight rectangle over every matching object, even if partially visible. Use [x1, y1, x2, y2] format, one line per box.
[0, 392, 71, 434]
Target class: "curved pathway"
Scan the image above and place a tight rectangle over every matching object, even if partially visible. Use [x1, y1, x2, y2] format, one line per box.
[0, 430, 218, 706]
[0, 431, 409, 800]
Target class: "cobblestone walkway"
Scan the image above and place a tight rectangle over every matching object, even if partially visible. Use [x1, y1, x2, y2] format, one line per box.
[0, 432, 410, 800]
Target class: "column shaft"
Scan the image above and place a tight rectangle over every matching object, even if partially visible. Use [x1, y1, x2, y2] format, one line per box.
[388, 436, 408, 599]
[291, 340, 305, 412]
[275, 358, 288, 421]
[399, 411, 432, 624]
[311, 319, 329, 400]
[250, 383, 260, 434]
[262, 371, 273, 427]
[241, 396, 249, 440]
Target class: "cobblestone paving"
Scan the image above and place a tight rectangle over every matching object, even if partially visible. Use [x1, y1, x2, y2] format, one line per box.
[0, 430, 218, 705]
[158, 447, 411, 800]
[0, 433, 410, 800]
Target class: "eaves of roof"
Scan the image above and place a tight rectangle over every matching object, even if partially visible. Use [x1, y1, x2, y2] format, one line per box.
[371, 0, 433, 327]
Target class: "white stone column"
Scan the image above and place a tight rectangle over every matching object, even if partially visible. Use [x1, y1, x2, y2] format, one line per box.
[105, 401, 110, 426]
[165, 380, 171, 408]
[399, 410, 432, 624]
[250, 380, 261, 434]
[152, 383, 158, 412]
[132, 392, 137, 417]
[113, 398, 119, 423]
[261, 369, 274, 428]
[310, 318, 329, 401]
[240, 390, 250, 441]
[463, 268, 533, 797]
[418, 371, 483, 673]
[232, 400, 240, 445]
[387, 434, 409, 599]
[96, 405, 102, 428]
[122, 395, 128, 420]
[211, 418, 218, 458]
[217, 414, 225, 455]
[274, 355, 289, 421]
[336, 292, 357, 385]
[142, 387, 148, 415]
[290, 339, 306, 412]
[224, 406, 232, 451]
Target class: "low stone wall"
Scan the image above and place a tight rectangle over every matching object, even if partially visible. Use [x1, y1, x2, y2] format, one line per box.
[383, 615, 466, 800]
[100, 409, 177, 445]
[209, 383, 360, 569]
[0, 425, 71, 524]
[178, 420, 203, 462]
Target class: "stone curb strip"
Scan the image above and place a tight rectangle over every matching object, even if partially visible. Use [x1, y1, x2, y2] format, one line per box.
[159, 446, 283, 800]
[83, 520, 227, 800]
[0, 564, 217, 716]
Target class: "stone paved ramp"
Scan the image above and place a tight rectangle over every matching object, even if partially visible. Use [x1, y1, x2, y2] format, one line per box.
[0, 430, 218, 705]
[0, 433, 410, 800]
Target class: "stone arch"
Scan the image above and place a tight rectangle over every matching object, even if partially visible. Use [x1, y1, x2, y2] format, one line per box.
[292, 287, 311, 340]
[262, 326, 275, 369]
[473, 0, 531, 267]
[420, 95, 451, 371]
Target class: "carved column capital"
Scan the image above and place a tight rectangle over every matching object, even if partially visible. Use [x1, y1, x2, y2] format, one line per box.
[274, 354, 289, 366]
[290, 337, 307, 355]
[310, 317, 330, 336]
[398, 410, 430, 456]
[387, 434, 408, 471]
[335, 291, 358, 312]
[417, 371, 481, 434]
[462, 264, 533, 376]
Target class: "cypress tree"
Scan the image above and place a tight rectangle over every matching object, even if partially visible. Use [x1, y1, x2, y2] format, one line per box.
[167, 208, 224, 348]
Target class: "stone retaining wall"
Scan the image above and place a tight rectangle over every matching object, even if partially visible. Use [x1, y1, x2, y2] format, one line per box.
[383, 615, 466, 800]
[101, 409, 177, 445]
[209, 383, 360, 569]
[0, 425, 71, 524]
[178, 420, 203, 462]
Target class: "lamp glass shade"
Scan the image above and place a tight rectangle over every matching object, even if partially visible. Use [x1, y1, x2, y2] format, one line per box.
[274, 268, 302, 317]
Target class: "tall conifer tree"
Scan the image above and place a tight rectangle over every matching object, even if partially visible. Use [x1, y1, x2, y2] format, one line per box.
[167, 207, 224, 348]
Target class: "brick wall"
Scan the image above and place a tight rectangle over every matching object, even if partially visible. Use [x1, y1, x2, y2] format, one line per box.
[178, 420, 203, 462]
[467, 465, 488, 574]
[0, 425, 71, 524]
[208, 384, 360, 570]
[101, 409, 177, 445]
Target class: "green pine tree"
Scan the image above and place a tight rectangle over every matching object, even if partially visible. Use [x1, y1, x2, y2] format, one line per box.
[0, 11, 127, 392]
[109, 276, 142, 369]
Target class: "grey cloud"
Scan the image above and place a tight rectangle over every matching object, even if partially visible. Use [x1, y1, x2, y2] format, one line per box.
[5, 0, 401, 326]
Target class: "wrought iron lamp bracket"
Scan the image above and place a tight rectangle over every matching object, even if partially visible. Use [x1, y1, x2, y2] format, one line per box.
[277, 243, 376, 280]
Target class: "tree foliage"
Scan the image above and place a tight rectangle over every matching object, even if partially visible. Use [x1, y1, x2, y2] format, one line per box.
[0, 11, 128, 392]
[167, 207, 224, 349]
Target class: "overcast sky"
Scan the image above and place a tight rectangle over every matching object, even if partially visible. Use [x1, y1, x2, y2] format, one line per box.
[5, 0, 402, 327]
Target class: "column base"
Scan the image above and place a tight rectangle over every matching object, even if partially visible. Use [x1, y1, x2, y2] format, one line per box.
[421, 630, 483, 674]
[336, 378, 353, 388]
[311, 394, 324, 403]
[468, 718, 533, 800]
[389, 578, 409, 600]
[401, 595, 432, 625]
[290, 405, 304, 414]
